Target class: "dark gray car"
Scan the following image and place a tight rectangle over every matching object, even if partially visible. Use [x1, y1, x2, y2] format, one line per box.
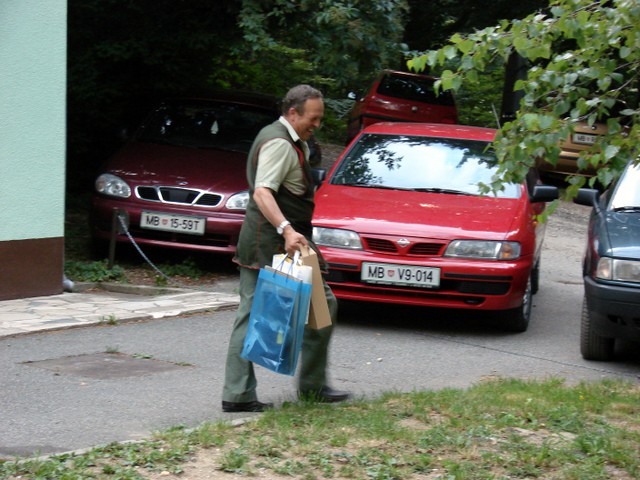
[575, 162, 640, 360]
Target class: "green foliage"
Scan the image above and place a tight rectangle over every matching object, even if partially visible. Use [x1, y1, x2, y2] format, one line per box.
[155, 258, 204, 280]
[2, 379, 639, 479]
[456, 64, 506, 127]
[64, 259, 125, 283]
[237, 0, 410, 94]
[403, 0, 549, 52]
[409, 0, 640, 192]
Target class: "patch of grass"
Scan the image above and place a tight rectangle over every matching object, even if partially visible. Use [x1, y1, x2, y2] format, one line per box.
[100, 314, 119, 325]
[151, 258, 207, 286]
[155, 258, 204, 279]
[64, 259, 126, 283]
[2, 379, 639, 479]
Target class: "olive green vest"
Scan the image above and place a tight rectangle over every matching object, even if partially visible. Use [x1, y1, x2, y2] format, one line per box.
[234, 120, 315, 269]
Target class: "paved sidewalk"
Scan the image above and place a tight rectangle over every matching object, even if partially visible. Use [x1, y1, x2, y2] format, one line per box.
[0, 283, 240, 338]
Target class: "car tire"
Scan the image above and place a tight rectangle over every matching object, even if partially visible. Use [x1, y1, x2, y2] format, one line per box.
[580, 297, 614, 361]
[499, 275, 532, 333]
[531, 258, 540, 295]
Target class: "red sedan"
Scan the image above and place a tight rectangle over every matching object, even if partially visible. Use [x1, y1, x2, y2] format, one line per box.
[312, 123, 559, 331]
[90, 94, 279, 255]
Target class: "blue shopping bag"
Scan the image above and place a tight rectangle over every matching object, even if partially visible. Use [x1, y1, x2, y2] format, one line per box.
[241, 266, 312, 375]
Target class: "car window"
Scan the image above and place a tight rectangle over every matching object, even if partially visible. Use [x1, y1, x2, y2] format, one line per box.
[610, 163, 640, 210]
[330, 133, 521, 198]
[137, 101, 276, 152]
[377, 74, 455, 106]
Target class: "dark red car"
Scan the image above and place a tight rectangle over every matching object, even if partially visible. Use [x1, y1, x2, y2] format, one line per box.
[346, 70, 458, 143]
[90, 93, 280, 255]
[312, 123, 559, 331]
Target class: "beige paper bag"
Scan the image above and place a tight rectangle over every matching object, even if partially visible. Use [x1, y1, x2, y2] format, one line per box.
[300, 246, 332, 329]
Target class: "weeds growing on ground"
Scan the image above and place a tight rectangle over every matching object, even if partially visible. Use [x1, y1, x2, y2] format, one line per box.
[64, 259, 126, 283]
[2, 378, 639, 479]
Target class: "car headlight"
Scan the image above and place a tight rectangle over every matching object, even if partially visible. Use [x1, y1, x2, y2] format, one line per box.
[312, 227, 363, 250]
[226, 191, 249, 211]
[95, 173, 131, 198]
[444, 240, 521, 260]
[596, 257, 640, 283]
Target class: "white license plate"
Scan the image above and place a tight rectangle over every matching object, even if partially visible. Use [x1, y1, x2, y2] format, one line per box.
[140, 211, 206, 235]
[573, 133, 597, 145]
[361, 262, 440, 288]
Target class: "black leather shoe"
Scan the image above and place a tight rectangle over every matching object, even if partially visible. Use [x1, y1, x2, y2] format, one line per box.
[222, 400, 273, 413]
[299, 386, 350, 403]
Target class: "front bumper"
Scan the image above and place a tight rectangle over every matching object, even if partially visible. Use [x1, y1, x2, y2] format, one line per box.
[321, 247, 533, 311]
[90, 196, 244, 254]
[584, 276, 640, 342]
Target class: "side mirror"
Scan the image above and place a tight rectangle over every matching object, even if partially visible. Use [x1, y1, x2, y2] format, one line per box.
[311, 168, 327, 187]
[531, 184, 559, 203]
[574, 188, 600, 207]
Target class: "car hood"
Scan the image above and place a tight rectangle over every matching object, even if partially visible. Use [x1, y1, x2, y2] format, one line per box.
[313, 185, 525, 240]
[601, 211, 640, 259]
[103, 141, 248, 193]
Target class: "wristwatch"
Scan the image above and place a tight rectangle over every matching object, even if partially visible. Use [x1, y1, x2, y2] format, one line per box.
[277, 220, 291, 235]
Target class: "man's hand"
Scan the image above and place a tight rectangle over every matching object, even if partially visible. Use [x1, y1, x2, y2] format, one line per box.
[283, 226, 308, 257]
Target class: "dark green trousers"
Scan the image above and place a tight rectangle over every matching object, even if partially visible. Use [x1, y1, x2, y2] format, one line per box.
[222, 266, 337, 403]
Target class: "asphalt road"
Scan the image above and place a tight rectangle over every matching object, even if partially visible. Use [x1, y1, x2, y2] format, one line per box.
[1, 201, 639, 459]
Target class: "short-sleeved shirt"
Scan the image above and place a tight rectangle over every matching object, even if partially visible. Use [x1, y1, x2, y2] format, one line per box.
[254, 117, 310, 196]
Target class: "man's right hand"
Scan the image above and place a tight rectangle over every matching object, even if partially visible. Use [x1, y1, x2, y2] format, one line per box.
[283, 226, 308, 257]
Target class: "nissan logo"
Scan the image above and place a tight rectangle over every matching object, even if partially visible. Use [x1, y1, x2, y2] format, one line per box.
[397, 238, 410, 247]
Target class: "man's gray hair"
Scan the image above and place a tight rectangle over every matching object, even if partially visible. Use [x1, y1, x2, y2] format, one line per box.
[281, 84, 323, 115]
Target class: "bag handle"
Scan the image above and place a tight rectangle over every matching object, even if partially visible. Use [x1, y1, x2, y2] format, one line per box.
[273, 250, 302, 276]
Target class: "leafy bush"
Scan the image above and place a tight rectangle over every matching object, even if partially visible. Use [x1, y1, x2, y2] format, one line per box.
[64, 260, 126, 283]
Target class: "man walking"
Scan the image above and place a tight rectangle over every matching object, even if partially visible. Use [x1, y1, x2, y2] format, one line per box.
[221, 84, 350, 413]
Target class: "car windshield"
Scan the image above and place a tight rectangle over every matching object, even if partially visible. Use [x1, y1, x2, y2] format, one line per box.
[610, 163, 640, 211]
[136, 100, 276, 152]
[377, 74, 455, 106]
[330, 133, 521, 198]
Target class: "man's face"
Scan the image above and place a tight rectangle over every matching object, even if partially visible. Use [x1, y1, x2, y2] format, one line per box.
[288, 98, 324, 141]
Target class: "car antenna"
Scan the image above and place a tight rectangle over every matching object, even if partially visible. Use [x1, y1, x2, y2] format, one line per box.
[491, 103, 501, 129]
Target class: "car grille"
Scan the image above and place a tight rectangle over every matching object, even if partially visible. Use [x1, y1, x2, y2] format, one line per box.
[363, 236, 445, 256]
[136, 186, 223, 207]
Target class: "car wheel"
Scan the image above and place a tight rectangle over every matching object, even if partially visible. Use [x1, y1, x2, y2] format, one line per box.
[499, 275, 532, 333]
[580, 297, 614, 361]
[531, 258, 540, 295]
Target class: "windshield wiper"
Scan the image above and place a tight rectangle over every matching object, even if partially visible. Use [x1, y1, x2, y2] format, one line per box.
[613, 206, 640, 212]
[346, 184, 474, 195]
[347, 183, 413, 191]
[411, 187, 474, 196]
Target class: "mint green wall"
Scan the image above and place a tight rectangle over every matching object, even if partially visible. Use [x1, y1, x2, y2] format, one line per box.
[0, 1, 67, 241]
